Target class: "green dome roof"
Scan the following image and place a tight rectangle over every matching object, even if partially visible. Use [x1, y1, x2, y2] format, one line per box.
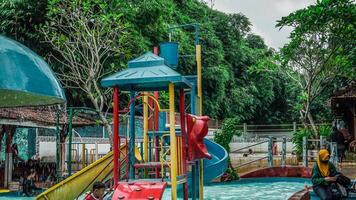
[101, 52, 191, 91]
[0, 35, 66, 107]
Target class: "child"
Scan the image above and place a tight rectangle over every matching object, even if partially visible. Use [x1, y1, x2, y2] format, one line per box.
[84, 181, 105, 200]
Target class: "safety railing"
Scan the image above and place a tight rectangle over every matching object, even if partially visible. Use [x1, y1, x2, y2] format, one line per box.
[302, 136, 338, 167]
[160, 134, 171, 179]
[231, 137, 288, 168]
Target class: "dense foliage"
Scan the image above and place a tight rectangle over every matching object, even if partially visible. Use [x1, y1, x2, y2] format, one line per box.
[0, 0, 301, 124]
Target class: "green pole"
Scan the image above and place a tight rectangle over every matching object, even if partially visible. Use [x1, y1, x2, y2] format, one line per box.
[56, 110, 60, 180]
[68, 108, 73, 176]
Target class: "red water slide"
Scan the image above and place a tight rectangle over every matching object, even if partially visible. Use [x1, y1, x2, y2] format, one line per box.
[112, 182, 167, 200]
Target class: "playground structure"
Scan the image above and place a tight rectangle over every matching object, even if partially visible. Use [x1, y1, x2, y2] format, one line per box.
[35, 24, 228, 200]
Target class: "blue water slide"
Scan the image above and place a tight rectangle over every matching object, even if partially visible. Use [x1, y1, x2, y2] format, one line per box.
[202, 138, 229, 183]
[186, 138, 228, 183]
[182, 138, 228, 197]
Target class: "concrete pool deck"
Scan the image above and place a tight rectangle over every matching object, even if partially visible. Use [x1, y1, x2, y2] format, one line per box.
[339, 165, 356, 179]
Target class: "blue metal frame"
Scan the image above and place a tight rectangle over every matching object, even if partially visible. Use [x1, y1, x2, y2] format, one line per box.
[129, 91, 136, 179]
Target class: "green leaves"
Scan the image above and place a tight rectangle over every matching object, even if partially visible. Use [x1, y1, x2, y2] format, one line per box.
[0, 0, 302, 124]
[214, 117, 242, 152]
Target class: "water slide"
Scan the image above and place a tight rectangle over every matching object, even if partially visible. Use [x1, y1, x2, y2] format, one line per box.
[36, 145, 142, 200]
[202, 138, 228, 183]
[184, 138, 228, 196]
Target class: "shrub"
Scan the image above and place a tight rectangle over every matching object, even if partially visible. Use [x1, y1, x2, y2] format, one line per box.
[214, 117, 242, 181]
[291, 127, 313, 158]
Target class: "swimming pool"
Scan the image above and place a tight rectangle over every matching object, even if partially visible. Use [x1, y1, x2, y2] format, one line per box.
[0, 177, 310, 200]
[0, 192, 33, 200]
[162, 177, 310, 200]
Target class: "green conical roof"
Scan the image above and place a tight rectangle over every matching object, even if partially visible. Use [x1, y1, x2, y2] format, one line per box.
[0, 35, 66, 107]
[101, 52, 191, 91]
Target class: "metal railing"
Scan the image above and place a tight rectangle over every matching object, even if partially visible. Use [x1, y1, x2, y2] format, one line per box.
[232, 137, 288, 168]
[227, 122, 331, 142]
[302, 136, 338, 167]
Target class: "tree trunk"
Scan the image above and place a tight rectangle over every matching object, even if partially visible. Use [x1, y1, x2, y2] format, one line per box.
[86, 86, 114, 147]
[299, 109, 308, 129]
[98, 112, 113, 147]
[307, 112, 318, 137]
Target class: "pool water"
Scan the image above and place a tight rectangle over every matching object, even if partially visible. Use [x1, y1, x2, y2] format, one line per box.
[0, 178, 310, 200]
[0, 192, 33, 200]
[163, 177, 310, 200]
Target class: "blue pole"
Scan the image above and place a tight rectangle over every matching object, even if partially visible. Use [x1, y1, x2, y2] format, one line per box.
[195, 25, 199, 45]
[190, 85, 198, 200]
[129, 91, 136, 179]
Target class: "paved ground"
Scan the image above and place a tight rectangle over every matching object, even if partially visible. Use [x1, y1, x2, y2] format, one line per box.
[339, 164, 356, 179]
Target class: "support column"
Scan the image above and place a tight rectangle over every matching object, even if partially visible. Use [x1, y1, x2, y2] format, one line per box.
[153, 47, 160, 178]
[129, 91, 136, 179]
[190, 82, 197, 200]
[81, 144, 86, 168]
[330, 142, 338, 167]
[282, 137, 286, 167]
[169, 83, 178, 200]
[196, 44, 204, 200]
[196, 44, 202, 115]
[55, 111, 60, 179]
[179, 89, 188, 200]
[143, 94, 149, 177]
[113, 86, 120, 188]
[154, 91, 160, 178]
[4, 126, 14, 188]
[303, 137, 308, 167]
[320, 136, 325, 149]
[68, 108, 73, 176]
[268, 137, 273, 167]
[95, 142, 98, 161]
[35, 128, 39, 158]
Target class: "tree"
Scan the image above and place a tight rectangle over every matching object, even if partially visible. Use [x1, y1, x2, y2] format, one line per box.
[245, 34, 267, 49]
[276, 0, 355, 135]
[41, 0, 127, 144]
[0, 0, 48, 53]
[1, 0, 302, 125]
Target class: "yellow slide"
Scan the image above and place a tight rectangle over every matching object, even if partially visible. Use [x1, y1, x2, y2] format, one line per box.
[36, 145, 142, 200]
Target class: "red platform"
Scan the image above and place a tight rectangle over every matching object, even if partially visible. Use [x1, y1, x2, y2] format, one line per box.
[112, 181, 167, 200]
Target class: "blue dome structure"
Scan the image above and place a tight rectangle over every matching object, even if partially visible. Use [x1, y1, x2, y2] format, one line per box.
[0, 35, 66, 107]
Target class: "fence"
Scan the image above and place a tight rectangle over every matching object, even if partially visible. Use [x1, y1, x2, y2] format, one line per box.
[228, 122, 332, 142]
[231, 137, 288, 169]
[302, 136, 338, 167]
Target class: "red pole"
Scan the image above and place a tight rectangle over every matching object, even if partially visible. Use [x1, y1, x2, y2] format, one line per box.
[113, 86, 120, 188]
[179, 89, 188, 200]
[153, 46, 160, 178]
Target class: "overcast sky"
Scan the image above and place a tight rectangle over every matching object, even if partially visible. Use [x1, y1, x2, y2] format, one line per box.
[204, 0, 315, 49]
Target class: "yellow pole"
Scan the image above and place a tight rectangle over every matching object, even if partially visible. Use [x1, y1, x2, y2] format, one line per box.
[196, 44, 202, 114]
[169, 83, 178, 200]
[196, 44, 204, 200]
[81, 144, 86, 168]
[143, 94, 149, 177]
